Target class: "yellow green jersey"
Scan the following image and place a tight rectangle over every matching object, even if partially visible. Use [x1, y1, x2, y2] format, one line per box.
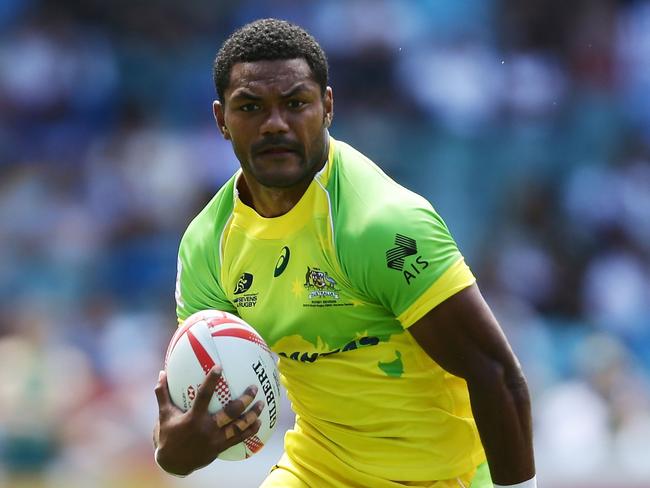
[174, 136, 486, 484]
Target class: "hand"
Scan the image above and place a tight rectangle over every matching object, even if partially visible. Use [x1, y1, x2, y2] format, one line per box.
[154, 366, 264, 476]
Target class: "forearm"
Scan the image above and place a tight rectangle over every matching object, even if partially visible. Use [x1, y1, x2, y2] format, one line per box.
[466, 363, 535, 485]
[406, 285, 536, 484]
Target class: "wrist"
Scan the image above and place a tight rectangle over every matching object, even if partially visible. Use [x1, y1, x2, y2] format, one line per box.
[493, 475, 537, 488]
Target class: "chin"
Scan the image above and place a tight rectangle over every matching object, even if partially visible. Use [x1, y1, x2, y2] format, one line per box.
[250, 156, 313, 188]
[254, 169, 310, 189]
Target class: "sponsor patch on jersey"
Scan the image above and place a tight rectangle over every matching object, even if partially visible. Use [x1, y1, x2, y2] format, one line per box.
[278, 335, 381, 362]
[386, 234, 429, 284]
[386, 234, 417, 271]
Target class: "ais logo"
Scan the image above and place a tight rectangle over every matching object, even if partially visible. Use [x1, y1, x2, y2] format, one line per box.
[386, 234, 429, 285]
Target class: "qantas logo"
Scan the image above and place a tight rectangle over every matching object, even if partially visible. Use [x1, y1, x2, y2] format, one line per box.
[278, 336, 381, 362]
[274, 246, 290, 277]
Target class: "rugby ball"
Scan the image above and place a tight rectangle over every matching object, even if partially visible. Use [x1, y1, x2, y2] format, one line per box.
[164, 310, 280, 461]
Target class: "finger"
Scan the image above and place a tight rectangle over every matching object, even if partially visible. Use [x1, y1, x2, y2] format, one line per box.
[240, 419, 262, 440]
[214, 385, 258, 428]
[224, 403, 265, 440]
[221, 419, 263, 452]
[223, 423, 237, 441]
[192, 365, 223, 413]
[154, 370, 172, 411]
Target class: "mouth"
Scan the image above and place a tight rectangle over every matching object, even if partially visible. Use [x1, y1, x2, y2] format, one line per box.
[257, 145, 297, 157]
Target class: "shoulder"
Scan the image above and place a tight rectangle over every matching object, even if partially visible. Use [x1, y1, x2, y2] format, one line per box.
[324, 140, 469, 316]
[175, 175, 238, 320]
[326, 139, 440, 244]
[180, 174, 237, 256]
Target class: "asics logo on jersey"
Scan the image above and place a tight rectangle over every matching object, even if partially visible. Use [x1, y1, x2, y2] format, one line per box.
[386, 234, 417, 271]
[274, 246, 290, 277]
[234, 273, 254, 294]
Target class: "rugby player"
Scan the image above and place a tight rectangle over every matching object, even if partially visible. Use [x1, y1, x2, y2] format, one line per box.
[154, 18, 536, 488]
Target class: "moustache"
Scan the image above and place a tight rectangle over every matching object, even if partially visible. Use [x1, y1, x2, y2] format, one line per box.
[252, 137, 302, 155]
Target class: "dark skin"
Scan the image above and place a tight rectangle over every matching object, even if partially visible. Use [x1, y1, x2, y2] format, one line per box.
[154, 367, 264, 475]
[213, 58, 333, 217]
[408, 285, 535, 484]
[155, 58, 535, 483]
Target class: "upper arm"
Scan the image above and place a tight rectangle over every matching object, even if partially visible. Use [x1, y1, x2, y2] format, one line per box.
[175, 226, 236, 323]
[407, 284, 521, 383]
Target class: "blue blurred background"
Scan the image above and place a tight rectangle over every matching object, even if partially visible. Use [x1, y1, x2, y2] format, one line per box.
[1, 0, 649, 487]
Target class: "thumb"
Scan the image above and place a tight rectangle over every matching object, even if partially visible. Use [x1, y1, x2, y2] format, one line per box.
[154, 370, 172, 412]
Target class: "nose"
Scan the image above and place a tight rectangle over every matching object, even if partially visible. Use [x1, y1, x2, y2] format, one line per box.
[260, 106, 289, 135]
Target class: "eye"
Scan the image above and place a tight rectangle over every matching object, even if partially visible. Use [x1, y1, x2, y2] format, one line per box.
[287, 100, 306, 109]
[240, 103, 260, 112]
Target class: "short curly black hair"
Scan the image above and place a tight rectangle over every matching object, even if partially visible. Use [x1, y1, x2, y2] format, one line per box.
[213, 18, 329, 103]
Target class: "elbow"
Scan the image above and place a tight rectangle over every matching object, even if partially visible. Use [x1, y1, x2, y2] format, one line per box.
[468, 356, 530, 402]
[505, 366, 532, 410]
[499, 360, 532, 411]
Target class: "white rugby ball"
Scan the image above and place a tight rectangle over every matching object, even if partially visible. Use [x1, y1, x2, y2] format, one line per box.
[164, 309, 280, 461]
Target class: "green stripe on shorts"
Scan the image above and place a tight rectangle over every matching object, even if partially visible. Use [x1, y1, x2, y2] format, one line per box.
[470, 462, 492, 488]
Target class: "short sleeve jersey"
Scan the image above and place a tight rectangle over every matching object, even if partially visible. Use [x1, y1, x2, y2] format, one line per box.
[175, 137, 486, 482]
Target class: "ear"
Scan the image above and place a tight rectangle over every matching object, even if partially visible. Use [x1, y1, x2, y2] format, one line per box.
[323, 86, 334, 128]
[213, 100, 230, 140]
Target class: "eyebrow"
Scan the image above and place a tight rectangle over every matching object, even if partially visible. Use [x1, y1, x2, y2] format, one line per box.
[230, 90, 263, 101]
[230, 83, 313, 102]
[279, 83, 311, 98]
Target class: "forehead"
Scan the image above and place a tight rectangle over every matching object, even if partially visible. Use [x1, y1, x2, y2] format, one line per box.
[226, 58, 319, 98]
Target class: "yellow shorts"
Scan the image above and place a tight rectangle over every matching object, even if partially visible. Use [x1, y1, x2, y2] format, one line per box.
[260, 454, 492, 488]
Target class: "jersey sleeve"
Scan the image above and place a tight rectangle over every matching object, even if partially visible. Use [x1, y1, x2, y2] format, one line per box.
[175, 218, 236, 323]
[340, 197, 475, 328]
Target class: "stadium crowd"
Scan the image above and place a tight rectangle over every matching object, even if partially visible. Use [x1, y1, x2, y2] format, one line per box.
[0, 0, 649, 486]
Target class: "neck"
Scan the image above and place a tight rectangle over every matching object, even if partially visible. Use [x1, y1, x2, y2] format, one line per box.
[238, 136, 329, 218]
[238, 173, 316, 218]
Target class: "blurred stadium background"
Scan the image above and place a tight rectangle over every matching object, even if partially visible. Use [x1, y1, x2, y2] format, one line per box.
[1, 0, 649, 487]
